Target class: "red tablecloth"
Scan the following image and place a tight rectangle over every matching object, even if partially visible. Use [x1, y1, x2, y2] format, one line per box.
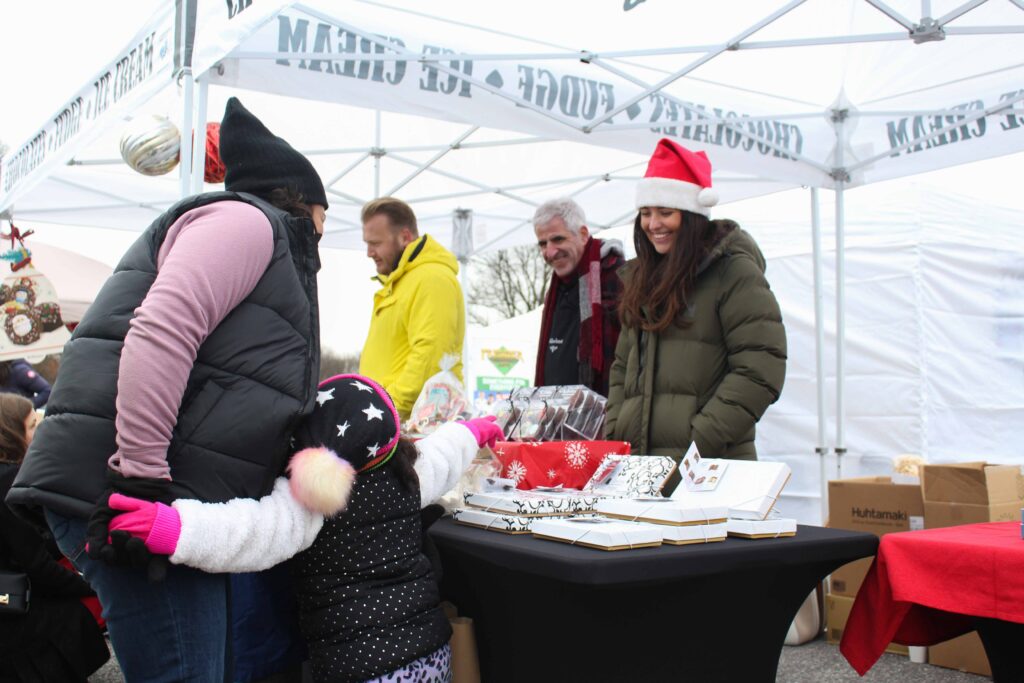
[493, 440, 631, 489]
[840, 521, 1024, 675]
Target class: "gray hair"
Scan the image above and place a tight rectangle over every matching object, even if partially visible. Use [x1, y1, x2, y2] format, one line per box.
[532, 197, 586, 234]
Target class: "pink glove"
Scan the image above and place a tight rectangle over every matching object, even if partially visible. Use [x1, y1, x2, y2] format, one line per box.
[458, 415, 504, 449]
[107, 493, 182, 556]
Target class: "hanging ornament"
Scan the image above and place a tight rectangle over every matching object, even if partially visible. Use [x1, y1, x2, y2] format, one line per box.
[0, 223, 34, 271]
[120, 115, 181, 176]
[204, 122, 226, 184]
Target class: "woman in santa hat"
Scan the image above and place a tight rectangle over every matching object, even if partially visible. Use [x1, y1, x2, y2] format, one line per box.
[604, 138, 787, 493]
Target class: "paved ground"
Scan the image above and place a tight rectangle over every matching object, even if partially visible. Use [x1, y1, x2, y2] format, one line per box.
[89, 636, 988, 681]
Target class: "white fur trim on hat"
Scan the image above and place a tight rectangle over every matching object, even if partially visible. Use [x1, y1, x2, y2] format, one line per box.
[287, 446, 356, 516]
[635, 177, 717, 216]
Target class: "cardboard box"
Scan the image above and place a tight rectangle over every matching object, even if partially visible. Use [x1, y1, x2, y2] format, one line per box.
[829, 557, 874, 598]
[921, 462, 1022, 505]
[828, 477, 926, 535]
[825, 593, 908, 656]
[827, 477, 925, 597]
[924, 500, 1024, 528]
[928, 631, 991, 677]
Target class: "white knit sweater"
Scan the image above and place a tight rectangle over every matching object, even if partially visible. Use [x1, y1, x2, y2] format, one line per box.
[170, 422, 478, 572]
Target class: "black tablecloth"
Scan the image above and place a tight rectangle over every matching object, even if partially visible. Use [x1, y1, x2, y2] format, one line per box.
[430, 520, 877, 683]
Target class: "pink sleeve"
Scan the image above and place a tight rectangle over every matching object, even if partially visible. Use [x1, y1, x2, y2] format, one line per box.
[108, 201, 274, 479]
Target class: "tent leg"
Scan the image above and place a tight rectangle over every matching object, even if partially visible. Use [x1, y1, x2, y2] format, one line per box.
[374, 110, 382, 199]
[179, 67, 194, 199]
[459, 260, 472, 404]
[190, 72, 209, 195]
[835, 181, 847, 480]
[810, 187, 829, 524]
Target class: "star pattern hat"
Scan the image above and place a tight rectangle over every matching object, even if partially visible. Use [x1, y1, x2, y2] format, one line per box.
[635, 138, 718, 216]
[295, 373, 401, 473]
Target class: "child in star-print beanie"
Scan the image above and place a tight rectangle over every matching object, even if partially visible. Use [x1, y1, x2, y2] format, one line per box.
[104, 373, 502, 682]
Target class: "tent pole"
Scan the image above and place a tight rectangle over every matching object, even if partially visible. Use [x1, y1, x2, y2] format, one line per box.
[810, 187, 829, 524]
[831, 102, 848, 482]
[834, 180, 847, 479]
[190, 72, 209, 195]
[374, 110, 382, 199]
[179, 67, 194, 199]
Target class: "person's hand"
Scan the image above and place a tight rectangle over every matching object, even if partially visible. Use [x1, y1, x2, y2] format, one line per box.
[458, 416, 504, 449]
[107, 493, 181, 556]
[86, 470, 174, 582]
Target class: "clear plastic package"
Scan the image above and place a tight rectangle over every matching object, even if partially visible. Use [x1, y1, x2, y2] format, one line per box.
[405, 354, 471, 436]
[504, 385, 609, 442]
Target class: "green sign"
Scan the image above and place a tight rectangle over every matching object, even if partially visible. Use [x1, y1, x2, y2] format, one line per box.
[477, 376, 529, 392]
[482, 346, 523, 376]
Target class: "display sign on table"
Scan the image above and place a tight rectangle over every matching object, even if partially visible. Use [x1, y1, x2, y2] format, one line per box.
[671, 458, 791, 520]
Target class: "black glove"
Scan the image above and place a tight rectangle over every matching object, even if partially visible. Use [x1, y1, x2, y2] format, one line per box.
[86, 469, 174, 582]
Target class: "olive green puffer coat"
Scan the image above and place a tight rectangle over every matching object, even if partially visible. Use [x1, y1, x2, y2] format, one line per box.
[605, 226, 786, 490]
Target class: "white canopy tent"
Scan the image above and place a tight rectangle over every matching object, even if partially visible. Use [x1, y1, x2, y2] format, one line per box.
[2, 0, 1023, 515]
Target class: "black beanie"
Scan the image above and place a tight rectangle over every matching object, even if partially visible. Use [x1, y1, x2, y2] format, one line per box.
[220, 97, 328, 208]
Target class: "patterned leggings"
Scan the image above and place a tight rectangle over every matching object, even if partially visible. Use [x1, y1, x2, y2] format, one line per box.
[363, 644, 452, 683]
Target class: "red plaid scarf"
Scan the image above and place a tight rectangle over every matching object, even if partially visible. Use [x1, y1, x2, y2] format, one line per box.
[535, 237, 623, 393]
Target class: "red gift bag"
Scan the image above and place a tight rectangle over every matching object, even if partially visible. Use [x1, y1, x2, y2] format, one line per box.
[493, 441, 631, 490]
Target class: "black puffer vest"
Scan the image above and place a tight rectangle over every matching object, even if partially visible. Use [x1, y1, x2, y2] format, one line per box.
[291, 464, 451, 682]
[7, 192, 320, 520]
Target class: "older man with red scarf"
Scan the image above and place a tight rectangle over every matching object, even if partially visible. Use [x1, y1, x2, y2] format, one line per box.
[533, 198, 625, 396]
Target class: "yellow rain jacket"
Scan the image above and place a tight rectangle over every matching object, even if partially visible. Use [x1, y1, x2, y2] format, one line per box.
[359, 234, 465, 419]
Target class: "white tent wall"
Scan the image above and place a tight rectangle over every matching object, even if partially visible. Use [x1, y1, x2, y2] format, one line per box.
[758, 184, 1024, 524]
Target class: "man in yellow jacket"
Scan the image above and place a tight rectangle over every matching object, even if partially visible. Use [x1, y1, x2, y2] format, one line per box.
[359, 197, 465, 419]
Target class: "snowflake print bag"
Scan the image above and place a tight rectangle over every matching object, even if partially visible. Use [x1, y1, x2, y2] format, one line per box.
[493, 440, 631, 490]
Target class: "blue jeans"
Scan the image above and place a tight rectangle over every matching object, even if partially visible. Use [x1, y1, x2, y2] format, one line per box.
[46, 509, 231, 683]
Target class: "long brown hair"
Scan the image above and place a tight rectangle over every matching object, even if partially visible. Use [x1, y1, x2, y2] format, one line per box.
[388, 436, 420, 493]
[620, 211, 736, 332]
[0, 393, 34, 464]
[267, 186, 313, 219]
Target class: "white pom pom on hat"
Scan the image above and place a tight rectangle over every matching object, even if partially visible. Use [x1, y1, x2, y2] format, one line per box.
[635, 138, 718, 217]
[287, 446, 356, 517]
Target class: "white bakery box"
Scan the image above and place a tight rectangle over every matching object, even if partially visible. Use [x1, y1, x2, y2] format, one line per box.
[670, 459, 792, 521]
[452, 507, 535, 534]
[463, 489, 600, 516]
[531, 517, 665, 551]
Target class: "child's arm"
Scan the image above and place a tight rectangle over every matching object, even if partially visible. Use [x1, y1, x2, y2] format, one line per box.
[107, 447, 357, 572]
[171, 477, 323, 572]
[414, 421, 490, 506]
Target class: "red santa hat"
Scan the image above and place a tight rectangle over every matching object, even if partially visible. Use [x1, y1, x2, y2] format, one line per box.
[635, 138, 719, 216]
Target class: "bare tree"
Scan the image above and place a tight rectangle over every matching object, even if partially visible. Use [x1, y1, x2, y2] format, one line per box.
[320, 348, 360, 380]
[467, 244, 551, 325]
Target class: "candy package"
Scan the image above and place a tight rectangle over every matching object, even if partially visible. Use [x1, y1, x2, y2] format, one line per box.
[405, 354, 471, 435]
[500, 385, 609, 442]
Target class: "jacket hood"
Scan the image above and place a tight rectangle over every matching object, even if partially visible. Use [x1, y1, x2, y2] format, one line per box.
[380, 234, 459, 285]
[703, 225, 766, 273]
